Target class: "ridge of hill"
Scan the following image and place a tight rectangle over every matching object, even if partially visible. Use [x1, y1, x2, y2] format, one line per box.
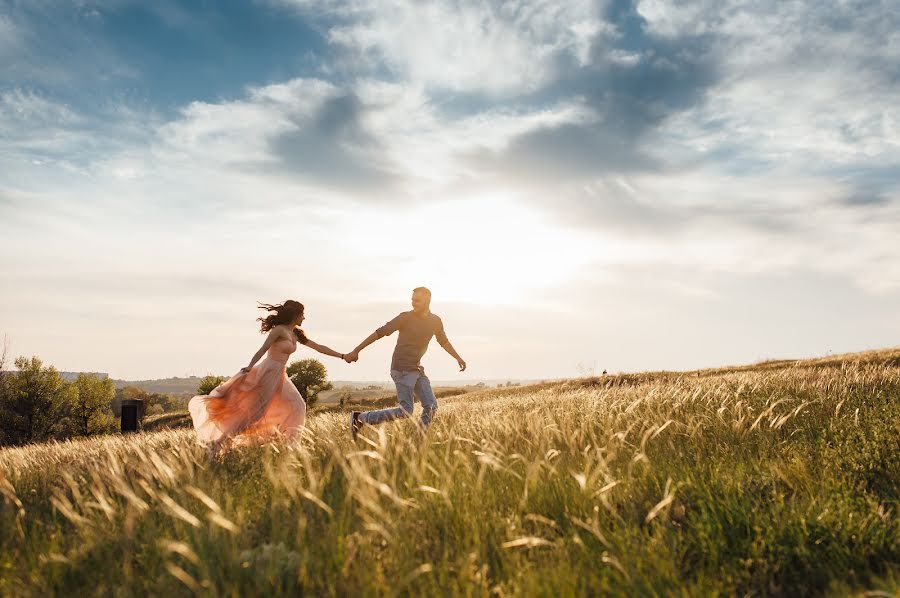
[112, 347, 900, 396]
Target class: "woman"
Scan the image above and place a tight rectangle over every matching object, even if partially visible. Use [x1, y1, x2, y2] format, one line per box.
[189, 300, 346, 451]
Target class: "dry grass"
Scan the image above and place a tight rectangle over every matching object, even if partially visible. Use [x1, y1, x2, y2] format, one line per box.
[1, 350, 899, 596]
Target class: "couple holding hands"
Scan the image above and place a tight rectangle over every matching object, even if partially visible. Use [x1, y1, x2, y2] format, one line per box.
[189, 287, 466, 451]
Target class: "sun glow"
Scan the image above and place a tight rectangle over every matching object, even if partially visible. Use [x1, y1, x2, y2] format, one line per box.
[339, 195, 595, 305]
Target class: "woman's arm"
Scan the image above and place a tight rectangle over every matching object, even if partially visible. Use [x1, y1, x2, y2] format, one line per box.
[304, 339, 347, 360]
[242, 329, 280, 372]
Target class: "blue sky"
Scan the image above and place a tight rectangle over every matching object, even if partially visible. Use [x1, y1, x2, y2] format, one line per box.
[1, 0, 899, 380]
[5, 1, 327, 111]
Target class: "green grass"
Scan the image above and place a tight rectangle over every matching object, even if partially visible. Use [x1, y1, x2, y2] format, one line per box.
[1, 350, 899, 596]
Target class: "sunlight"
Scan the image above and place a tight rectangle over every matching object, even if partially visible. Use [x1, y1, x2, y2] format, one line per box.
[340, 194, 596, 306]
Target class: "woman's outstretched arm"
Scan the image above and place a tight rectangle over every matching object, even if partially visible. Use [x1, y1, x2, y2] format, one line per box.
[242, 329, 279, 372]
[304, 339, 348, 360]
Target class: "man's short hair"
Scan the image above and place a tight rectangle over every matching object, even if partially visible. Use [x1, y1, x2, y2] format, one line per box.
[413, 287, 432, 301]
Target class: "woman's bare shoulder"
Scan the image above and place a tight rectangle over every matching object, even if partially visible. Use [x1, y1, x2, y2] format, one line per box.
[271, 324, 294, 339]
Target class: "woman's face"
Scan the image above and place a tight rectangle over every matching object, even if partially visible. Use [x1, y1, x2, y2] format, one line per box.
[294, 312, 305, 326]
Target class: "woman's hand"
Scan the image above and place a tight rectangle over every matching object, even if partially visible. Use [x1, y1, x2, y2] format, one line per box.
[240, 366, 252, 374]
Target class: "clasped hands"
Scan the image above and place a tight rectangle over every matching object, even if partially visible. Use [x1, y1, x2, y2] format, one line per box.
[341, 352, 465, 371]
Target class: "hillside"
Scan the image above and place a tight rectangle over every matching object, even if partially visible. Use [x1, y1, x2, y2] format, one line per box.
[113, 376, 496, 398]
[1, 348, 898, 596]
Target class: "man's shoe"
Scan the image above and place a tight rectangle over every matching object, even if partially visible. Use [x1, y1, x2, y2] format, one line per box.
[350, 411, 362, 441]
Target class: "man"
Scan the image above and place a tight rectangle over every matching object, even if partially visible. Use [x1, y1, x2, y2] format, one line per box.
[344, 287, 466, 438]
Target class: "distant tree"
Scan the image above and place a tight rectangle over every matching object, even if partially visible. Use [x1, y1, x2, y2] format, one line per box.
[110, 392, 122, 418]
[0, 356, 71, 445]
[148, 392, 186, 413]
[145, 404, 164, 417]
[123, 386, 150, 401]
[197, 375, 227, 396]
[0, 337, 10, 442]
[286, 359, 333, 409]
[71, 374, 116, 436]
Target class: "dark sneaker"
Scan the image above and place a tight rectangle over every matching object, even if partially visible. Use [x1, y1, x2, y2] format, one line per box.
[350, 411, 362, 441]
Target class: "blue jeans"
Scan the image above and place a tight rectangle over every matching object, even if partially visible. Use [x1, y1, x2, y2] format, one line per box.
[360, 370, 438, 428]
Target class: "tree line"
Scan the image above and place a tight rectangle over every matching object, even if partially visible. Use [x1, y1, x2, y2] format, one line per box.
[0, 341, 334, 447]
[0, 355, 116, 446]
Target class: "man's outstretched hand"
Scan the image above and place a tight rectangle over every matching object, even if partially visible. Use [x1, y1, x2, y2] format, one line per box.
[457, 359, 467, 372]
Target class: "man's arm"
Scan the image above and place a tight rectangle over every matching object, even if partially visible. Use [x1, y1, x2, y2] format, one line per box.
[435, 317, 466, 371]
[345, 313, 405, 362]
[439, 339, 466, 372]
[345, 331, 379, 362]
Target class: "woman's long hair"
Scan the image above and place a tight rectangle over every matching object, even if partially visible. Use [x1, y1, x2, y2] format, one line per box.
[257, 300, 308, 343]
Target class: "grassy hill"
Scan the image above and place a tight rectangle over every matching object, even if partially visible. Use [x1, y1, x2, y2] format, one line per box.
[112, 375, 479, 401]
[111, 376, 205, 396]
[1, 349, 898, 596]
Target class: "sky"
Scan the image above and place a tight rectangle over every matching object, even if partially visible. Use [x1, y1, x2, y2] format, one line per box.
[1, 0, 899, 382]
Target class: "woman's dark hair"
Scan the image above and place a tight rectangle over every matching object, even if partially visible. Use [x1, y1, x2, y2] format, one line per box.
[257, 300, 308, 343]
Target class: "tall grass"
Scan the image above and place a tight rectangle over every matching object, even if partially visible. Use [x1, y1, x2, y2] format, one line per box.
[1, 356, 898, 596]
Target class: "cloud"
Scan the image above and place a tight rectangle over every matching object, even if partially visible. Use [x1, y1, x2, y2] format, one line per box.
[0, 89, 84, 156]
[151, 75, 601, 201]
[648, 1, 900, 174]
[282, 0, 603, 96]
[267, 91, 398, 190]
[431, 0, 720, 187]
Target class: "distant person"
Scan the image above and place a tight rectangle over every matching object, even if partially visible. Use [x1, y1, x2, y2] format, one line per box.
[189, 300, 349, 453]
[344, 287, 465, 438]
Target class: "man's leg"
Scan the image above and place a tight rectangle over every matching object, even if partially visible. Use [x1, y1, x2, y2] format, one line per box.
[414, 373, 438, 428]
[359, 370, 416, 426]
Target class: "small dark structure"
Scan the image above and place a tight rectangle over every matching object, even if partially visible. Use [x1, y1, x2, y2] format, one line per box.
[121, 399, 145, 432]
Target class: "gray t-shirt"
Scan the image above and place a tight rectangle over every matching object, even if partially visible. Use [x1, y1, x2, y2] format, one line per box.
[376, 311, 448, 372]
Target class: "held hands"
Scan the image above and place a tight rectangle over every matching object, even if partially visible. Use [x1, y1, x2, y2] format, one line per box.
[343, 351, 359, 364]
[240, 366, 251, 374]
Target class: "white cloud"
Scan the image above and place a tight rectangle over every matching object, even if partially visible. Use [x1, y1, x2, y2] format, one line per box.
[0, 89, 81, 128]
[643, 0, 900, 170]
[351, 80, 595, 188]
[635, 0, 716, 37]
[149, 76, 594, 195]
[284, 0, 604, 95]
[157, 79, 337, 165]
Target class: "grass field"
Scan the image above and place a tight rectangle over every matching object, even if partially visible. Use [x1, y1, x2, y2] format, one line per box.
[1, 349, 898, 596]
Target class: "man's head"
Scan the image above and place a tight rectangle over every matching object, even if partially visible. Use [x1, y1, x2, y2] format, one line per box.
[411, 287, 432, 314]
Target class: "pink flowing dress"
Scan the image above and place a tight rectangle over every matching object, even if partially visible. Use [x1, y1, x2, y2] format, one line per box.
[189, 337, 306, 445]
